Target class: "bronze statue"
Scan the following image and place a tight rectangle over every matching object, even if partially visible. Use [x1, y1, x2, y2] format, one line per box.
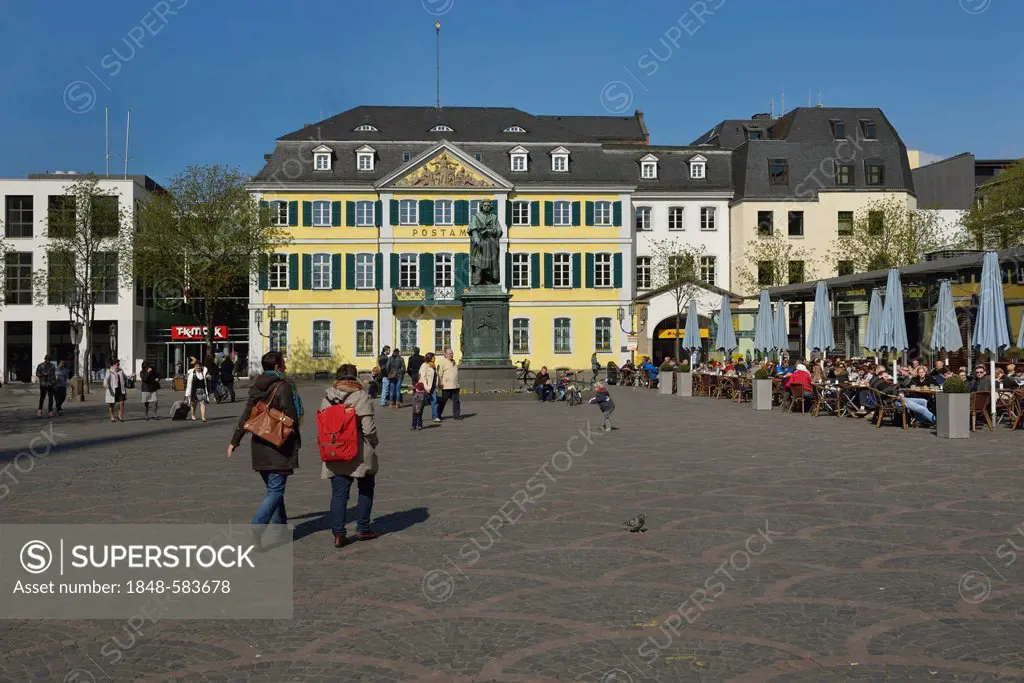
[468, 199, 502, 286]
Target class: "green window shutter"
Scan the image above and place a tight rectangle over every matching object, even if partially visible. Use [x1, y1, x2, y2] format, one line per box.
[390, 253, 400, 288]
[330, 201, 341, 227]
[613, 252, 623, 288]
[375, 200, 383, 227]
[301, 201, 312, 227]
[455, 253, 469, 294]
[544, 201, 553, 226]
[530, 253, 540, 288]
[257, 254, 268, 290]
[419, 253, 434, 289]
[344, 201, 355, 227]
[585, 201, 594, 227]
[531, 201, 540, 226]
[572, 201, 581, 227]
[613, 201, 623, 227]
[419, 199, 434, 226]
[288, 201, 298, 226]
[288, 254, 299, 290]
[389, 200, 399, 225]
[543, 253, 553, 288]
[374, 253, 383, 290]
[331, 254, 342, 289]
[454, 200, 469, 226]
[301, 254, 312, 290]
[504, 201, 512, 227]
[345, 253, 355, 289]
[572, 253, 582, 288]
[505, 251, 512, 285]
[585, 253, 594, 288]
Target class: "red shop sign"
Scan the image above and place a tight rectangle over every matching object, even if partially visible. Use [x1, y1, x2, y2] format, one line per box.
[171, 325, 229, 341]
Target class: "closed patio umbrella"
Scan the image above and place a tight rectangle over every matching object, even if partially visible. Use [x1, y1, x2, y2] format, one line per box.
[682, 298, 701, 364]
[807, 281, 835, 359]
[864, 288, 883, 360]
[752, 290, 775, 357]
[879, 268, 908, 379]
[971, 250, 1009, 417]
[773, 301, 788, 358]
[1018, 308, 1024, 350]
[714, 294, 737, 359]
[930, 279, 963, 359]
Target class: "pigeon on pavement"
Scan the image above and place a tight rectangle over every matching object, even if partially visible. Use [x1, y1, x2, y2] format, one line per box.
[623, 513, 646, 533]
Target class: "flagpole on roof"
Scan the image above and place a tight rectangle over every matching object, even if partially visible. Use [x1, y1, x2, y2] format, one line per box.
[435, 21, 442, 109]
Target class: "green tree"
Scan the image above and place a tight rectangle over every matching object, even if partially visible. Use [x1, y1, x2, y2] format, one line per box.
[737, 230, 818, 295]
[961, 159, 1024, 249]
[647, 238, 707, 361]
[132, 165, 289, 355]
[832, 196, 940, 273]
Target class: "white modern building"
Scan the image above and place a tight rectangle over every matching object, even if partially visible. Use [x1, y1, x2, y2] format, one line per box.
[1, 173, 160, 383]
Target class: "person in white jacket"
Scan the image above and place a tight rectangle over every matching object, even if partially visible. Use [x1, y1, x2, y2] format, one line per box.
[184, 357, 210, 422]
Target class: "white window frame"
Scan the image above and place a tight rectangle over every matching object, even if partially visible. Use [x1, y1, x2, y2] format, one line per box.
[594, 252, 612, 288]
[354, 124, 378, 132]
[668, 206, 685, 231]
[430, 124, 454, 132]
[399, 199, 418, 225]
[469, 199, 482, 218]
[554, 317, 573, 354]
[311, 320, 332, 358]
[594, 317, 612, 353]
[355, 200, 375, 226]
[700, 255, 716, 286]
[312, 200, 331, 227]
[511, 253, 530, 288]
[553, 252, 571, 289]
[512, 317, 531, 355]
[700, 206, 717, 231]
[355, 253, 375, 289]
[511, 153, 527, 172]
[511, 201, 530, 226]
[434, 252, 454, 288]
[552, 201, 572, 227]
[399, 253, 418, 288]
[504, 125, 527, 133]
[314, 153, 331, 171]
[269, 200, 288, 227]
[269, 320, 288, 354]
[641, 161, 657, 179]
[636, 256, 652, 290]
[355, 320, 374, 356]
[268, 253, 288, 290]
[594, 201, 613, 227]
[552, 154, 569, 173]
[690, 160, 706, 179]
[399, 319, 418, 351]
[434, 319, 453, 353]
[635, 206, 652, 231]
[357, 153, 374, 171]
[311, 252, 331, 290]
[434, 199, 454, 226]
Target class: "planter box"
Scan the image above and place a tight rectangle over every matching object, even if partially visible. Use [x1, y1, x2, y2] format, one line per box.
[675, 372, 693, 397]
[936, 392, 970, 439]
[658, 373, 674, 395]
[752, 379, 773, 411]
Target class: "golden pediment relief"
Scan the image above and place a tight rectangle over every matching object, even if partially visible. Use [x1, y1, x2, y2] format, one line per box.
[395, 152, 494, 188]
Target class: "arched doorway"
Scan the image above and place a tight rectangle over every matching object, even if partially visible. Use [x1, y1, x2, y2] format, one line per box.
[650, 314, 711, 364]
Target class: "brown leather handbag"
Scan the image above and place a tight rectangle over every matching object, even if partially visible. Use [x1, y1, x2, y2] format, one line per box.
[242, 381, 295, 448]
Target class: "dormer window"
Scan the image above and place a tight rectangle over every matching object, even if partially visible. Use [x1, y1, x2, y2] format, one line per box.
[689, 154, 707, 180]
[503, 125, 527, 133]
[354, 124, 378, 132]
[509, 146, 528, 172]
[312, 144, 332, 171]
[830, 119, 846, 140]
[640, 153, 658, 180]
[430, 124, 454, 132]
[859, 119, 876, 140]
[355, 145, 375, 172]
[550, 146, 569, 173]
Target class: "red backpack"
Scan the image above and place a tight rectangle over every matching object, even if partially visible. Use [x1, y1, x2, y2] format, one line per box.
[317, 400, 360, 462]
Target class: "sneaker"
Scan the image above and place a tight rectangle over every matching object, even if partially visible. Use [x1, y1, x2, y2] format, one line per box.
[602, 426, 612, 432]
[433, 418, 442, 423]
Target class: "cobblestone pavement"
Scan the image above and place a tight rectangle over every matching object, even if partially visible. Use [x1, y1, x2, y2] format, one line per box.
[2, 384, 1024, 682]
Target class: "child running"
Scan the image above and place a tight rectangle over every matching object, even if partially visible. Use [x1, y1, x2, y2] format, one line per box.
[589, 381, 615, 432]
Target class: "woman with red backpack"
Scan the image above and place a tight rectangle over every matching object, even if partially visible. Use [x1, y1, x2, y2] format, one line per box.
[319, 364, 383, 549]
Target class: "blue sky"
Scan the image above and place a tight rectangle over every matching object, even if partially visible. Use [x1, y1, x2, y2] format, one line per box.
[1, 0, 1020, 183]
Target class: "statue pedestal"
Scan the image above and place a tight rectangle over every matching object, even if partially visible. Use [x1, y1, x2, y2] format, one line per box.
[459, 285, 517, 392]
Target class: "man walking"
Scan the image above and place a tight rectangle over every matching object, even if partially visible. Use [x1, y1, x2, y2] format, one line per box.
[434, 347, 461, 422]
[377, 345, 391, 408]
[227, 351, 303, 541]
[220, 353, 236, 402]
[35, 354, 56, 417]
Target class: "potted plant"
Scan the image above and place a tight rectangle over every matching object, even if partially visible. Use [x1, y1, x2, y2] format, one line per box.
[936, 375, 970, 439]
[752, 367, 773, 411]
[659, 362, 675, 394]
[675, 359, 693, 397]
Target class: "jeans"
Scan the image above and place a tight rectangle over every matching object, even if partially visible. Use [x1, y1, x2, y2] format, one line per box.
[54, 386, 67, 412]
[412, 411, 423, 428]
[535, 384, 554, 401]
[379, 377, 390, 406]
[601, 406, 614, 430]
[329, 474, 375, 534]
[901, 396, 935, 424]
[223, 380, 235, 402]
[437, 388, 461, 418]
[387, 374, 403, 403]
[38, 386, 54, 412]
[252, 472, 289, 526]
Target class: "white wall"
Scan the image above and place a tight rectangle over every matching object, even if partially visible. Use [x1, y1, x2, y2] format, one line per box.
[634, 193, 732, 291]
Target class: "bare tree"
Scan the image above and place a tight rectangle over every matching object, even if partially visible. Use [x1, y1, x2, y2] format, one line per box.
[832, 196, 940, 272]
[647, 238, 708, 361]
[737, 230, 818, 295]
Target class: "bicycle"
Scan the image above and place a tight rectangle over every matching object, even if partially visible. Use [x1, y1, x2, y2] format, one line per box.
[564, 371, 584, 405]
[516, 359, 535, 389]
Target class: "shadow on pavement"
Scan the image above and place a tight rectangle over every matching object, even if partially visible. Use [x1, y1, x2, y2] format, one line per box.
[292, 506, 430, 542]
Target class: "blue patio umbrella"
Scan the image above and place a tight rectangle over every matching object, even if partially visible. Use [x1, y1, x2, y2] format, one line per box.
[714, 294, 737, 358]
[971, 250, 1010, 416]
[879, 268, 908, 378]
[1018, 308, 1024, 350]
[864, 288, 884, 359]
[773, 301, 788, 355]
[681, 298, 702, 364]
[807, 281, 835, 357]
[752, 290, 775, 355]
[930, 280, 963, 356]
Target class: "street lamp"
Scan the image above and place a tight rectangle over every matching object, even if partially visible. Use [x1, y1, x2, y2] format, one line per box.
[255, 305, 288, 341]
[617, 303, 647, 362]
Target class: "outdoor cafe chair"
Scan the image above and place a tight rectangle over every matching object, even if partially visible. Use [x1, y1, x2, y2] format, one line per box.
[865, 387, 907, 429]
[734, 376, 752, 403]
[787, 385, 807, 414]
[697, 374, 713, 397]
[718, 376, 736, 400]
[970, 391, 994, 431]
[1011, 393, 1024, 431]
[811, 384, 841, 417]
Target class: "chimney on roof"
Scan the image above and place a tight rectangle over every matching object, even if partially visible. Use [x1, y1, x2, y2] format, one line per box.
[264, 154, 272, 162]
[752, 113, 771, 120]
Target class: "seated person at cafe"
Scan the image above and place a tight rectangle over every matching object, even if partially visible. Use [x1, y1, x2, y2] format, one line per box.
[969, 365, 989, 391]
[994, 367, 1008, 390]
[783, 362, 814, 408]
[867, 365, 936, 426]
[619, 359, 636, 385]
[640, 358, 659, 385]
[908, 365, 935, 388]
[534, 366, 554, 401]
[1004, 364, 1023, 387]
[930, 360, 946, 379]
